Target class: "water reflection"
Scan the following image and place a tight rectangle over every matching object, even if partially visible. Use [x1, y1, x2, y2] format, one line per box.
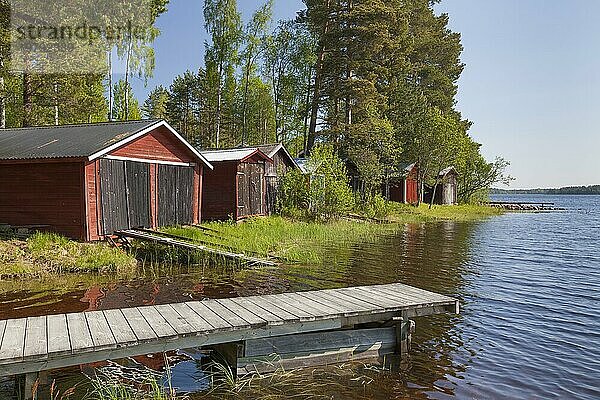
[5, 200, 597, 399]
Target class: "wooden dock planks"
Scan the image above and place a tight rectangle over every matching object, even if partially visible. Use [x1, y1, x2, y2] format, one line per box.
[0, 283, 458, 376]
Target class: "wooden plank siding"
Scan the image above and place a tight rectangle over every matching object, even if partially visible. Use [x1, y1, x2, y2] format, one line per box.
[264, 151, 296, 214]
[0, 124, 205, 242]
[110, 125, 198, 164]
[202, 161, 238, 220]
[0, 162, 86, 240]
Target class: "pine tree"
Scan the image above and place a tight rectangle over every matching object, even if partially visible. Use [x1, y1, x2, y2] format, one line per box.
[143, 85, 169, 119]
[113, 80, 141, 121]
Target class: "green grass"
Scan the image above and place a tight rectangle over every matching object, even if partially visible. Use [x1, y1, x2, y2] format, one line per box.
[0, 232, 137, 279]
[165, 217, 402, 265]
[164, 204, 501, 265]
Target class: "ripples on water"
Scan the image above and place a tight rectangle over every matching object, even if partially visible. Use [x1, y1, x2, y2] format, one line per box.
[1, 195, 599, 399]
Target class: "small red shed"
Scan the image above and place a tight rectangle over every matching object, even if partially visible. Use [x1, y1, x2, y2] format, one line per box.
[200, 148, 272, 220]
[386, 163, 419, 205]
[0, 120, 213, 241]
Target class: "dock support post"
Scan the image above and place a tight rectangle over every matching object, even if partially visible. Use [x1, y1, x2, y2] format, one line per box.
[21, 372, 39, 400]
[384, 314, 415, 370]
[206, 342, 244, 382]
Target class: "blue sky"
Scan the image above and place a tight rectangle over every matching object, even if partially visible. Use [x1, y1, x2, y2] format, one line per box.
[131, 0, 600, 189]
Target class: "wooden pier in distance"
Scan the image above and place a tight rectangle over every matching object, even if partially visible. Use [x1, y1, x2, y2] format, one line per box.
[115, 228, 277, 267]
[0, 283, 458, 399]
[486, 201, 566, 212]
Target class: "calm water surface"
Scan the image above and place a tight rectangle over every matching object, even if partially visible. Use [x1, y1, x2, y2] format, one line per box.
[1, 195, 599, 399]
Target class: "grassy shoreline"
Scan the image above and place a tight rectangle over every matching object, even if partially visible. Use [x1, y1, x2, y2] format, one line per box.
[0, 232, 137, 279]
[0, 204, 501, 279]
[165, 204, 502, 265]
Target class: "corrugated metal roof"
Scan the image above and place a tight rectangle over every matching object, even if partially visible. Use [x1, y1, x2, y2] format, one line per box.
[256, 144, 280, 158]
[439, 166, 458, 177]
[399, 162, 417, 172]
[201, 148, 264, 162]
[0, 120, 160, 160]
[295, 158, 309, 174]
[256, 143, 300, 169]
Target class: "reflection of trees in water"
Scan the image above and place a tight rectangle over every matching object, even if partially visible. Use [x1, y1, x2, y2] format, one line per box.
[337, 221, 480, 399]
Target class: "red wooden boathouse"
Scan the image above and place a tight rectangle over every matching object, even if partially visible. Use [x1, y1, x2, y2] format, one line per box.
[0, 120, 213, 241]
[200, 148, 272, 220]
[386, 162, 419, 205]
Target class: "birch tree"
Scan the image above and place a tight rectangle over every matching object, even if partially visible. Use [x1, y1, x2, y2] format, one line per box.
[204, 0, 242, 147]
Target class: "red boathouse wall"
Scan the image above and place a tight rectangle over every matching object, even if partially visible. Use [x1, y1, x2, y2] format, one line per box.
[0, 124, 205, 241]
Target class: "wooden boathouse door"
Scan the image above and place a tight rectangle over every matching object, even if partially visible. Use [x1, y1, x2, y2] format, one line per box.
[99, 159, 151, 235]
[237, 163, 264, 218]
[249, 164, 264, 216]
[157, 165, 194, 226]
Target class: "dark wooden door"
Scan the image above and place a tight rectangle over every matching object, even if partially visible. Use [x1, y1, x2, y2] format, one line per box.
[100, 159, 150, 235]
[237, 162, 264, 218]
[157, 165, 194, 226]
[125, 161, 151, 228]
[100, 159, 128, 235]
[249, 163, 264, 216]
[237, 169, 247, 218]
[265, 176, 277, 214]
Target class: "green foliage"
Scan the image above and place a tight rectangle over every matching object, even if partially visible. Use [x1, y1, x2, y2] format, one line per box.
[277, 168, 310, 218]
[143, 85, 169, 119]
[454, 138, 513, 203]
[113, 79, 142, 121]
[27, 232, 137, 273]
[204, 0, 243, 147]
[307, 145, 355, 220]
[264, 19, 316, 151]
[240, 0, 274, 144]
[166, 217, 401, 265]
[356, 193, 391, 220]
[165, 206, 500, 266]
[278, 144, 355, 220]
[89, 371, 178, 400]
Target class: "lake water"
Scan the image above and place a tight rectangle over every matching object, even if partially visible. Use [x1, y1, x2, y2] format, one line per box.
[1, 195, 599, 399]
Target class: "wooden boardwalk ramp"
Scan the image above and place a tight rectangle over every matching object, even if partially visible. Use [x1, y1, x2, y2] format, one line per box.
[115, 228, 277, 267]
[0, 283, 458, 398]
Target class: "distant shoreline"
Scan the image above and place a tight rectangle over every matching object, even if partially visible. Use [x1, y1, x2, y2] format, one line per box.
[491, 185, 600, 195]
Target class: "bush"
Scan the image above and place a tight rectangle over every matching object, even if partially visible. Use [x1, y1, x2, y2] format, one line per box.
[277, 168, 310, 218]
[356, 193, 391, 220]
[278, 144, 355, 221]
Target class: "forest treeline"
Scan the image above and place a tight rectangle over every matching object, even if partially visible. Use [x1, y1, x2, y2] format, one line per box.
[0, 0, 510, 203]
[491, 186, 600, 195]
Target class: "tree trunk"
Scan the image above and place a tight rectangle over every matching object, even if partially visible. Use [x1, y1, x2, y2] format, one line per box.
[242, 66, 250, 145]
[429, 180, 439, 209]
[108, 50, 113, 121]
[307, 0, 332, 154]
[303, 66, 313, 155]
[22, 72, 33, 127]
[0, 61, 5, 129]
[345, 0, 353, 132]
[124, 40, 132, 121]
[273, 62, 283, 143]
[53, 81, 59, 125]
[307, 48, 324, 153]
[216, 61, 223, 148]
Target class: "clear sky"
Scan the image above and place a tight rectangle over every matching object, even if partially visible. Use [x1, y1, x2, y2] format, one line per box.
[131, 0, 600, 189]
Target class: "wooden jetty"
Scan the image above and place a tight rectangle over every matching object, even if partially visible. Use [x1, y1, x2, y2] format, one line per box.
[115, 228, 277, 267]
[486, 201, 565, 211]
[0, 283, 458, 399]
